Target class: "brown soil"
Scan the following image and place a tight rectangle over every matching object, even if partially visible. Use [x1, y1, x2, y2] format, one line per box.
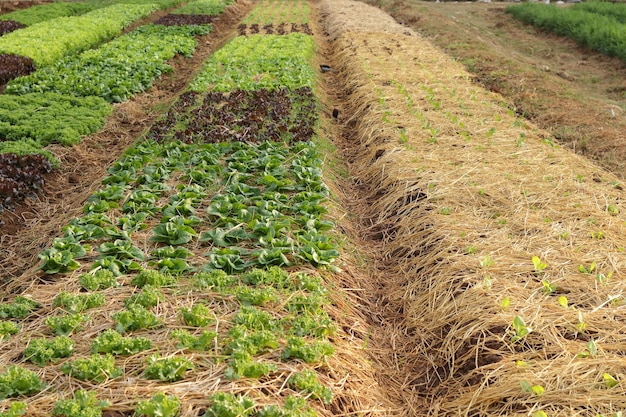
[0, 0, 253, 283]
[361, 0, 626, 177]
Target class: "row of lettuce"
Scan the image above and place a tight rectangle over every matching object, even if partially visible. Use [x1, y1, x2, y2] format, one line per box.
[0, 0, 227, 34]
[0, 1, 342, 415]
[0, 0, 233, 209]
[506, 1, 626, 62]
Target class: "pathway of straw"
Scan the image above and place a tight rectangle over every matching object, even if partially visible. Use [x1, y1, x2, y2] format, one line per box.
[319, 0, 626, 415]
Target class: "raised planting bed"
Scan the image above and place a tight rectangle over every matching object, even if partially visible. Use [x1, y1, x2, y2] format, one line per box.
[6, 24, 210, 103]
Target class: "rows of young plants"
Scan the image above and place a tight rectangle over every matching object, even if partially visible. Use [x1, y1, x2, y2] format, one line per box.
[0, 1, 347, 415]
[237, 0, 311, 35]
[5, 24, 211, 103]
[505, 2, 626, 62]
[572, 1, 626, 24]
[0, 0, 233, 209]
[0, 3, 163, 67]
[0, 0, 187, 29]
[190, 33, 316, 92]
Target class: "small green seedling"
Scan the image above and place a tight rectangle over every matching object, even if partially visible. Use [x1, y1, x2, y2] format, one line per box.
[578, 261, 596, 274]
[558, 296, 568, 308]
[532, 256, 547, 274]
[520, 380, 544, 396]
[540, 279, 556, 295]
[511, 315, 531, 343]
[577, 340, 598, 358]
[603, 373, 619, 388]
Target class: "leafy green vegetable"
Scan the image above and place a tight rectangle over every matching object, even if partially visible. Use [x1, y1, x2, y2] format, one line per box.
[0, 93, 111, 147]
[23, 336, 74, 366]
[288, 369, 333, 404]
[0, 296, 39, 319]
[79, 270, 118, 291]
[0, 366, 45, 399]
[113, 305, 162, 333]
[45, 313, 88, 336]
[144, 354, 194, 382]
[53, 291, 105, 313]
[0, 321, 20, 340]
[203, 393, 255, 417]
[134, 392, 181, 417]
[91, 329, 152, 355]
[0, 401, 27, 417]
[60, 353, 121, 383]
[52, 390, 110, 417]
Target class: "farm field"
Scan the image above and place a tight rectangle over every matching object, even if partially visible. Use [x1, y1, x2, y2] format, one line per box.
[1, 0, 626, 416]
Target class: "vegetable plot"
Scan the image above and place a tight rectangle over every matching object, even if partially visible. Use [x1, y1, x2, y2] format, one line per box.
[320, 0, 626, 414]
[0, 1, 391, 414]
[0, 3, 159, 67]
[506, 3, 626, 62]
[6, 24, 210, 103]
[190, 33, 316, 92]
[237, 0, 311, 35]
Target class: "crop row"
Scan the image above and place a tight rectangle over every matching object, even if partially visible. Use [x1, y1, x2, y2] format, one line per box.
[242, 0, 309, 25]
[506, 3, 626, 62]
[572, 1, 626, 24]
[1, 13, 340, 415]
[190, 33, 316, 92]
[0, 0, 236, 208]
[0, 0, 188, 28]
[0, 3, 162, 67]
[6, 24, 211, 103]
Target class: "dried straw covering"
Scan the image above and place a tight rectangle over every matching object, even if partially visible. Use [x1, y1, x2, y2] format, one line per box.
[321, 1, 626, 415]
[317, 0, 415, 41]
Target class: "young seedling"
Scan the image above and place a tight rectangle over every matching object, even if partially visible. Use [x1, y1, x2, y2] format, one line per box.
[540, 279, 556, 295]
[603, 373, 619, 389]
[578, 261, 596, 274]
[511, 315, 531, 343]
[577, 340, 598, 358]
[532, 256, 547, 275]
[520, 380, 544, 396]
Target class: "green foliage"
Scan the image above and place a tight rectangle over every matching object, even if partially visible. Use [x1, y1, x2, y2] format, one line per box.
[0, 4, 157, 66]
[45, 313, 88, 336]
[125, 285, 164, 308]
[79, 269, 118, 291]
[532, 256, 547, 274]
[52, 390, 110, 417]
[7, 25, 202, 103]
[0, 140, 58, 168]
[233, 306, 281, 333]
[144, 355, 194, 382]
[203, 393, 255, 417]
[173, 0, 227, 15]
[0, 321, 20, 340]
[288, 369, 333, 404]
[53, 291, 105, 313]
[92, 329, 152, 355]
[573, 1, 626, 24]
[0, 402, 27, 417]
[0, 93, 111, 147]
[0, 2, 96, 26]
[257, 396, 316, 417]
[190, 33, 316, 92]
[131, 269, 177, 288]
[0, 296, 39, 319]
[226, 325, 278, 355]
[172, 329, 217, 351]
[113, 305, 163, 333]
[0, 366, 45, 399]
[151, 216, 198, 245]
[511, 315, 531, 343]
[134, 392, 181, 417]
[235, 286, 278, 307]
[23, 336, 74, 366]
[181, 303, 214, 327]
[281, 337, 334, 364]
[506, 3, 626, 62]
[520, 380, 545, 396]
[225, 350, 277, 380]
[193, 270, 238, 290]
[60, 353, 121, 383]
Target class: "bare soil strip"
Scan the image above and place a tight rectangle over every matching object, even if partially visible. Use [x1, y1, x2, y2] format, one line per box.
[318, 0, 626, 415]
[0, 0, 253, 283]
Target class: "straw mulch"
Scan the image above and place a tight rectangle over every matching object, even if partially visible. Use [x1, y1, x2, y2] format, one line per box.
[319, 0, 626, 415]
[317, 0, 415, 40]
